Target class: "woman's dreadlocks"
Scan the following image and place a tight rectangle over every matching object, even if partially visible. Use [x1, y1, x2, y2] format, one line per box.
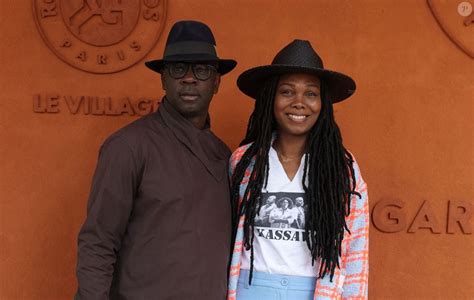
[230, 75, 360, 284]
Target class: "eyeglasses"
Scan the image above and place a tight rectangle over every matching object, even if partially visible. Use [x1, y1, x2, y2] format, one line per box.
[165, 63, 217, 81]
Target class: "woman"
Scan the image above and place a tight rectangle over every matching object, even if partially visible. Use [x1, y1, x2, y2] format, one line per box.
[227, 40, 369, 300]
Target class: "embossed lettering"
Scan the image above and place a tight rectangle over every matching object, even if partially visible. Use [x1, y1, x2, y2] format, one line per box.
[91, 97, 106, 115]
[83, 97, 92, 114]
[130, 41, 141, 51]
[117, 50, 125, 61]
[33, 95, 47, 113]
[407, 200, 441, 234]
[41, 1, 57, 18]
[105, 98, 120, 115]
[60, 40, 72, 48]
[45, 95, 60, 113]
[64, 96, 83, 114]
[143, 9, 159, 21]
[77, 51, 87, 61]
[34, 94, 62, 114]
[97, 54, 107, 65]
[372, 199, 473, 235]
[33, 94, 163, 116]
[134, 98, 153, 116]
[371, 199, 407, 233]
[447, 200, 472, 234]
[116, 97, 134, 115]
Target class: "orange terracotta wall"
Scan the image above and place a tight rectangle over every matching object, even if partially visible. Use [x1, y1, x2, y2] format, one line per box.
[1, 0, 473, 299]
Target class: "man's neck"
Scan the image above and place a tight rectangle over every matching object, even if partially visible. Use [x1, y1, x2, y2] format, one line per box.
[187, 115, 208, 129]
[163, 98, 209, 130]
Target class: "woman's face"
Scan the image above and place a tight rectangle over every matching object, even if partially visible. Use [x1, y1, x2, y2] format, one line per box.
[273, 73, 322, 138]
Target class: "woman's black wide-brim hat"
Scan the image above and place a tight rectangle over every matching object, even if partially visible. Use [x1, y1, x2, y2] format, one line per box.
[237, 39, 356, 103]
[145, 20, 236, 75]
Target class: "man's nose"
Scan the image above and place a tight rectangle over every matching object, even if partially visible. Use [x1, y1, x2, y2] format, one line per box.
[180, 68, 197, 84]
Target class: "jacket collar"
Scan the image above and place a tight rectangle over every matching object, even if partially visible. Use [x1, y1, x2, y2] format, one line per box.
[159, 98, 210, 146]
[158, 98, 226, 181]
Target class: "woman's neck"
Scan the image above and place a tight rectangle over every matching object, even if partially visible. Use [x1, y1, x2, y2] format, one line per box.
[273, 132, 307, 161]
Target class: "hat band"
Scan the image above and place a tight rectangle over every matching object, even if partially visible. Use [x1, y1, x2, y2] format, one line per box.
[163, 41, 217, 58]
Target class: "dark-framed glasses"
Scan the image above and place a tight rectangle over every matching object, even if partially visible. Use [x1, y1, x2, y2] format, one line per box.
[165, 62, 217, 81]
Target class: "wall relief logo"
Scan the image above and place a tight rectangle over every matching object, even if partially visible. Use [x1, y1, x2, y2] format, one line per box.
[33, 0, 167, 73]
[427, 0, 474, 58]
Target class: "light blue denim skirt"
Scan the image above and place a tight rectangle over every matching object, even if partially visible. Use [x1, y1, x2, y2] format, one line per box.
[237, 269, 316, 300]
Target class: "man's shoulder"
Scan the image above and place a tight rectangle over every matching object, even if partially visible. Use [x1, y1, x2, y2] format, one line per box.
[101, 113, 163, 150]
[207, 130, 231, 156]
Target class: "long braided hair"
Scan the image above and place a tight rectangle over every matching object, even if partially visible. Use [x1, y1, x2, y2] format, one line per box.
[230, 75, 360, 284]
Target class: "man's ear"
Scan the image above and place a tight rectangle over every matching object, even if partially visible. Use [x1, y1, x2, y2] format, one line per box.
[213, 74, 221, 94]
[160, 71, 166, 91]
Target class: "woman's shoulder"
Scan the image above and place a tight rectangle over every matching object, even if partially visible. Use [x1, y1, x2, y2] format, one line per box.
[346, 150, 363, 174]
[230, 142, 253, 163]
[346, 150, 368, 199]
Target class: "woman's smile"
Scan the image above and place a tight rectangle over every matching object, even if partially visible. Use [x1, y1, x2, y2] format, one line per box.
[287, 113, 309, 122]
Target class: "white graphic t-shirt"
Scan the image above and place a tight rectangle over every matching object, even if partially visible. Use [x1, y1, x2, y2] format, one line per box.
[241, 147, 317, 277]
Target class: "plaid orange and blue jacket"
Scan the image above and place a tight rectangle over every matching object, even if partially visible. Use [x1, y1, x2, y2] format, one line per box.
[227, 144, 369, 300]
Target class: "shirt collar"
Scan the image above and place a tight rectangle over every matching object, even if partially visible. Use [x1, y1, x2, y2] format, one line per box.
[158, 97, 210, 147]
[158, 97, 226, 181]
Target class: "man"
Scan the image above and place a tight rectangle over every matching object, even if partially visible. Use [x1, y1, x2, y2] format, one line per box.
[269, 197, 295, 229]
[292, 196, 305, 229]
[75, 20, 237, 299]
[254, 195, 276, 226]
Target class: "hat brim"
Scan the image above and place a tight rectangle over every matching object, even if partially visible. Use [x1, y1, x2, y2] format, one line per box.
[145, 55, 237, 76]
[237, 65, 356, 103]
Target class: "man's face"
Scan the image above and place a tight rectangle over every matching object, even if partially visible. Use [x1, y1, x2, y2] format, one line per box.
[161, 62, 221, 121]
[296, 197, 304, 207]
[267, 196, 276, 205]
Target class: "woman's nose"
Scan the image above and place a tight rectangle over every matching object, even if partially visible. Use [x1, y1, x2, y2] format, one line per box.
[291, 93, 305, 109]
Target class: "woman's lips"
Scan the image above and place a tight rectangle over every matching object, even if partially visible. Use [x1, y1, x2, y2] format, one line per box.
[287, 113, 308, 122]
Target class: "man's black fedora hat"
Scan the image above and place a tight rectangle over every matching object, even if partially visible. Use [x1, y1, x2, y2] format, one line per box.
[237, 39, 356, 103]
[145, 20, 237, 75]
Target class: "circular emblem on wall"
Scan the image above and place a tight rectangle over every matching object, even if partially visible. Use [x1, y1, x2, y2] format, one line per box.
[32, 0, 167, 74]
[427, 0, 473, 58]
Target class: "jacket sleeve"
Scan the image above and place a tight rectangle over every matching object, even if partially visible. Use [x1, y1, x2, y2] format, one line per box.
[228, 144, 252, 181]
[75, 136, 139, 300]
[341, 160, 369, 299]
[228, 146, 242, 179]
